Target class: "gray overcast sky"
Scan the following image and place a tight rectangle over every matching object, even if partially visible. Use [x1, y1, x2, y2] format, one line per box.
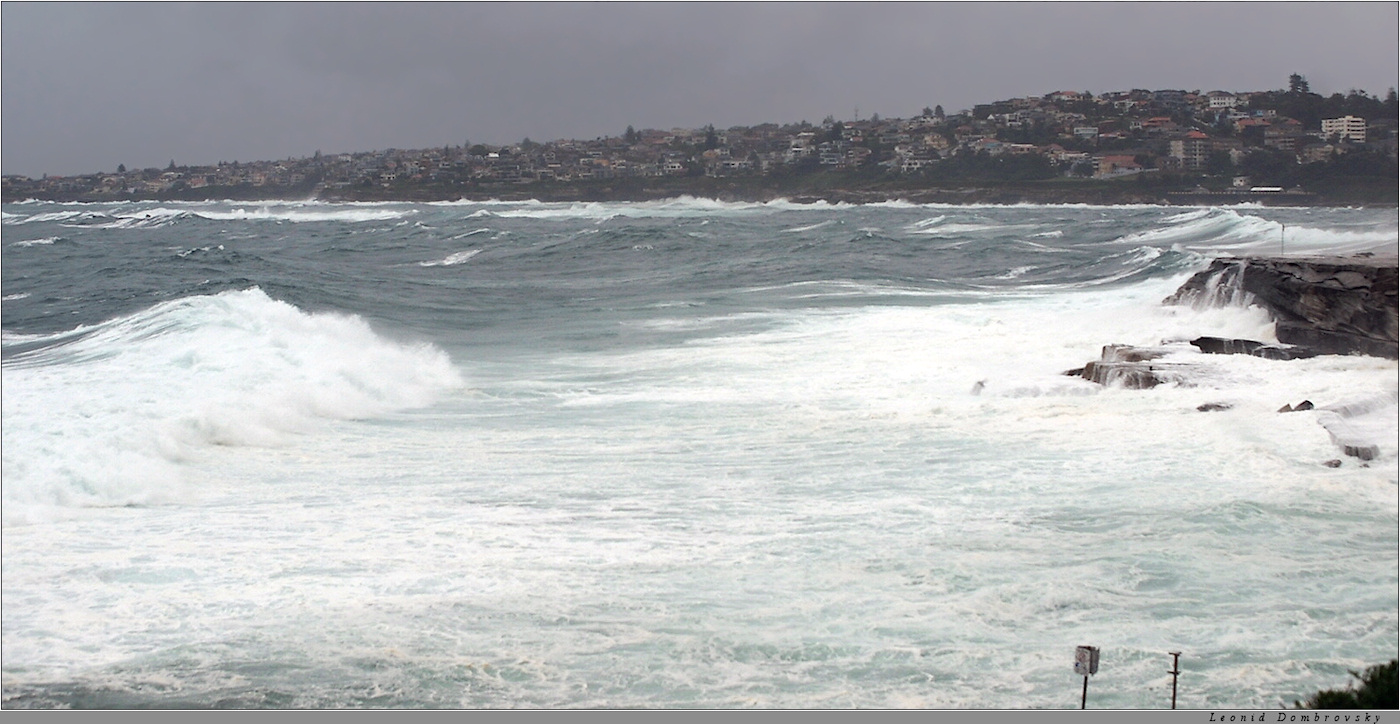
[3, 2, 1397, 177]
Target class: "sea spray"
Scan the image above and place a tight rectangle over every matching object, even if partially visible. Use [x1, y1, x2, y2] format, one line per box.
[2, 288, 461, 520]
[2, 199, 1393, 708]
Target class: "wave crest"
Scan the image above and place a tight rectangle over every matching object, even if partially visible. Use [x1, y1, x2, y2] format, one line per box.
[2, 289, 462, 519]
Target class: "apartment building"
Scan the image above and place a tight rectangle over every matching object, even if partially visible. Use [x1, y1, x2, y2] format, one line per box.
[1321, 115, 1367, 143]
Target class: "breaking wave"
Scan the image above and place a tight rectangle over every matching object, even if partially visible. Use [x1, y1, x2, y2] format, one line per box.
[2, 289, 462, 519]
[1117, 208, 1397, 255]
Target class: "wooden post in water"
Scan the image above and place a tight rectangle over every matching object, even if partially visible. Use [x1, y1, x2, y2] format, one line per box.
[1281, 223, 1286, 255]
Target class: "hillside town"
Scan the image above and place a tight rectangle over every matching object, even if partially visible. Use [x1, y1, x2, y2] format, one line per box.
[5, 76, 1396, 203]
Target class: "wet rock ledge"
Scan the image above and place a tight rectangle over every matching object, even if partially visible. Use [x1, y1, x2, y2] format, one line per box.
[1164, 254, 1398, 359]
[1067, 253, 1397, 390]
[1062, 254, 1397, 462]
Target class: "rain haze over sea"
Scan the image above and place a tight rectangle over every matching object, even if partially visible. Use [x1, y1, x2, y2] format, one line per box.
[1, 198, 1396, 708]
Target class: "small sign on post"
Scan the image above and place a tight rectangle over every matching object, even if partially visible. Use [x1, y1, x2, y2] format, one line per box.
[1074, 645, 1100, 676]
[1075, 645, 1100, 709]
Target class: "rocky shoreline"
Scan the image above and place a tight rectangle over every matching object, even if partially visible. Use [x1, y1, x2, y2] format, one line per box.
[1069, 252, 1398, 461]
[1071, 254, 1397, 387]
[1165, 254, 1398, 359]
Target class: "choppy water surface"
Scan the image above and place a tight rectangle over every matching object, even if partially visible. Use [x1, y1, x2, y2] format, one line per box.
[2, 198, 1396, 708]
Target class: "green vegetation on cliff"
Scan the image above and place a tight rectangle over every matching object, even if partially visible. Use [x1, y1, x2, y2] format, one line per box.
[1296, 661, 1398, 710]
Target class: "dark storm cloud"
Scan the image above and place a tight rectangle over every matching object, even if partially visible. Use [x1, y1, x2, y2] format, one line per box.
[3, 2, 1397, 177]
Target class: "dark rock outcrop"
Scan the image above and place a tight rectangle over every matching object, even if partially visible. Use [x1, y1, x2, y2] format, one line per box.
[1316, 392, 1397, 461]
[1077, 345, 1191, 388]
[1189, 336, 1318, 360]
[1165, 255, 1398, 359]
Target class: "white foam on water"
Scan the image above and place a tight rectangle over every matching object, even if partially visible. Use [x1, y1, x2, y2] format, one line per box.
[13, 210, 108, 225]
[13, 200, 421, 227]
[1, 288, 463, 524]
[192, 206, 413, 223]
[480, 196, 864, 221]
[781, 220, 838, 233]
[908, 215, 948, 229]
[992, 265, 1036, 280]
[907, 221, 1044, 236]
[2, 203, 1394, 708]
[419, 249, 482, 267]
[9, 236, 60, 247]
[394, 276, 1387, 707]
[1119, 208, 1398, 256]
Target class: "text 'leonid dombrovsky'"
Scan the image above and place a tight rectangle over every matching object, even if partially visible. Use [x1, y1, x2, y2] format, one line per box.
[1209, 714, 1384, 722]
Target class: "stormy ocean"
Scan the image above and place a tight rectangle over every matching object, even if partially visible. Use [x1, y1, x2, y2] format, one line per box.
[2, 197, 1396, 709]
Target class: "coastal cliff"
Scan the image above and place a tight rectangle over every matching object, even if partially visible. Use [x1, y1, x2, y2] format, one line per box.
[1165, 254, 1399, 359]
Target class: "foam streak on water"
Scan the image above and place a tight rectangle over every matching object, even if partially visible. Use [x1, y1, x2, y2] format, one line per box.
[1, 199, 1395, 709]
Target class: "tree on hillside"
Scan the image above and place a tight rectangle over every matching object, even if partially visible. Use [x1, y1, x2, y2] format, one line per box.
[934, 105, 945, 119]
[824, 121, 845, 143]
[1205, 150, 1235, 177]
[973, 101, 1015, 120]
[996, 120, 1056, 146]
[117, 163, 126, 174]
[1289, 73, 1310, 94]
[1330, 90, 1385, 119]
[624, 125, 639, 144]
[1296, 660, 1397, 709]
[1252, 86, 1388, 128]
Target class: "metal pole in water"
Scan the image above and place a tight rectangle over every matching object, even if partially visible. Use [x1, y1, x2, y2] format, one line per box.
[1281, 223, 1286, 255]
[1169, 651, 1182, 709]
[1081, 675, 1089, 709]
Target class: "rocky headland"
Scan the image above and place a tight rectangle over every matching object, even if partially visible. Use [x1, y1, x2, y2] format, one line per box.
[1164, 254, 1398, 358]
[1067, 252, 1398, 461]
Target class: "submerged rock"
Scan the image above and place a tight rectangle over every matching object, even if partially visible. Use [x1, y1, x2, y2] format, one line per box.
[1197, 402, 1233, 412]
[1076, 345, 1191, 389]
[1190, 336, 1267, 355]
[1316, 391, 1397, 461]
[1342, 443, 1380, 461]
[1100, 344, 1170, 363]
[1081, 360, 1163, 388]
